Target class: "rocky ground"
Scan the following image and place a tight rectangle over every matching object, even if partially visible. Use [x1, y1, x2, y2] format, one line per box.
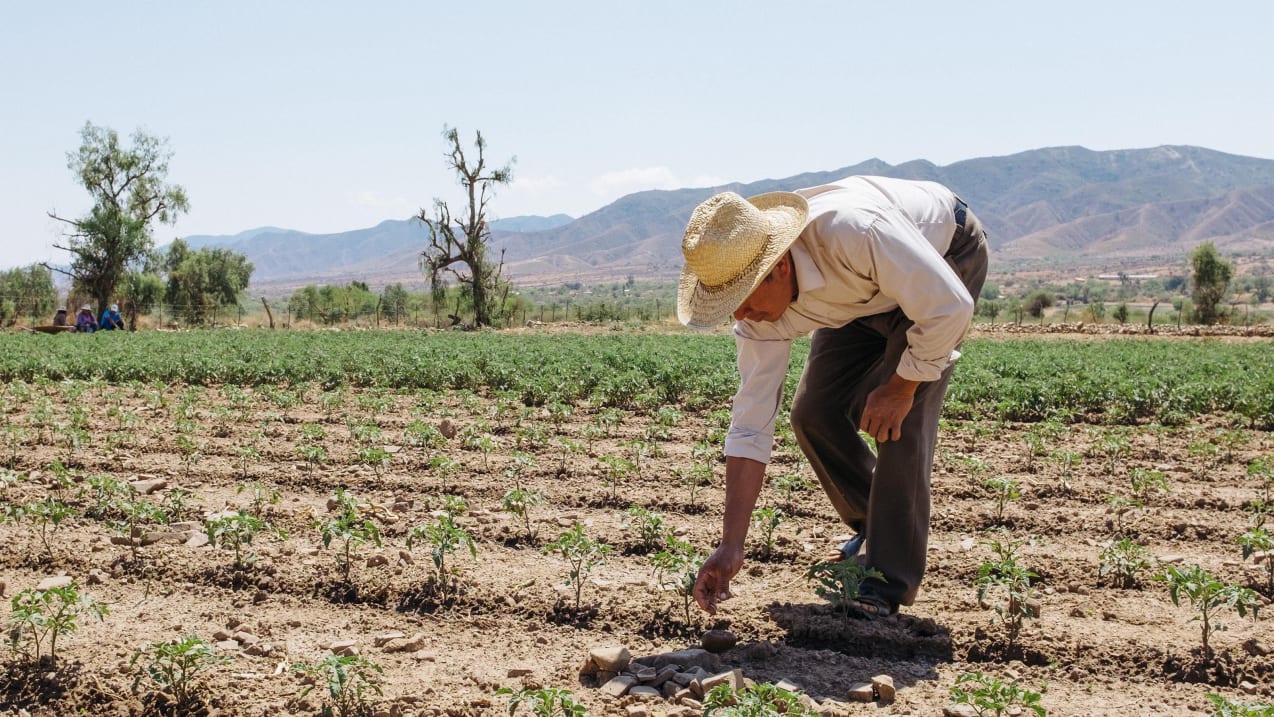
[0, 355, 1271, 716]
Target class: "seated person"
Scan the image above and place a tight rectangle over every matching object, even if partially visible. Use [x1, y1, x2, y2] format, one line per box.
[100, 304, 125, 331]
[75, 305, 98, 333]
[52, 307, 68, 327]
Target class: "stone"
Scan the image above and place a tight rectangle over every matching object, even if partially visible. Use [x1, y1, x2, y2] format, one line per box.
[374, 631, 406, 648]
[638, 648, 722, 673]
[626, 706, 650, 717]
[666, 708, 697, 717]
[818, 699, 851, 717]
[847, 682, 875, 702]
[36, 576, 73, 591]
[213, 629, 234, 641]
[130, 478, 167, 495]
[398, 549, 414, 565]
[0, 579, 5, 597]
[774, 679, 801, 693]
[1240, 681, 1259, 695]
[234, 631, 260, 646]
[700, 629, 738, 653]
[589, 646, 632, 673]
[384, 633, 427, 653]
[507, 667, 533, 678]
[960, 537, 976, 551]
[679, 698, 703, 710]
[871, 674, 895, 703]
[367, 554, 390, 568]
[648, 665, 679, 686]
[185, 532, 210, 548]
[662, 682, 682, 698]
[439, 419, 457, 439]
[326, 639, 358, 657]
[628, 686, 661, 699]
[632, 666, 657, 682]
[700, 669, 744, 693]
[87, 569, 107, 585]
[1243, 638, 1271, 656]
[215, 640, 240, 652]
[1158, 554, 1185, 565]
[245, 642, 273, 657]
[944, 706, 979, 717]
[600, 675, 636, 698]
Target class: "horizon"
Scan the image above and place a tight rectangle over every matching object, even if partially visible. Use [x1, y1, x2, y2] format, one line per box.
[3, 1, 1272, 270]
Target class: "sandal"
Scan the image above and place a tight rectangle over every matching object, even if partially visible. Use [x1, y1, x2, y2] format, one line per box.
[844, 591, 898, 621]
[836, 533, 865, 560]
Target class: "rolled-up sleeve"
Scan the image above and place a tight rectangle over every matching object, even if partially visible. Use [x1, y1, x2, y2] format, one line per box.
[864, 209, 975, 382]
[725, 328, 793, 464]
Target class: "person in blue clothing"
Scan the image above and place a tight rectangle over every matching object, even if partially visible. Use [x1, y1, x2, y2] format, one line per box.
[75, 305, 98, 333]
[99, 303, 125, 331]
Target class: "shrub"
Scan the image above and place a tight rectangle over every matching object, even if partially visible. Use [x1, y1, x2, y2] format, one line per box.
[975, 536, 1038, 647]
[495, 686, 587, 716]
[702, 682, 818, 716]
[1098, 538, 1152, 588]
[805, 559, 885, 617]
[406, 505, 477, 600]
[651, 537, 706, 626]
[317, 488, 382, 583]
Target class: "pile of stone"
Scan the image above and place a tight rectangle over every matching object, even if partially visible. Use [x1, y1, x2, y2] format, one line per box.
[580, 634, 896, 717]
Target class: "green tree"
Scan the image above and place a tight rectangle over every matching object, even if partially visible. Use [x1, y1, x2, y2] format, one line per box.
[46, 122, 189, 313]
[1190, 241, 1233, 325]
[162, 239, 254, 325]
[1025, 290, 1053, 320]
[0, 265, 57, 326]
[418, 126, 514, 328]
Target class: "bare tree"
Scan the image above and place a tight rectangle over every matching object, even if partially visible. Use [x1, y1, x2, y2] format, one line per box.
[46, 122, 188, 315]
[418, 127, 514, 328]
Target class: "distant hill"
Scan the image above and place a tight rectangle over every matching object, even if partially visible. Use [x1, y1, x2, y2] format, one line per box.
[178, 146, 1274, 290]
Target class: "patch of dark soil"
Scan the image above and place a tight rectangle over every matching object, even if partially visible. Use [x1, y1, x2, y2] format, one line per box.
[0, 660, 132, 715]
[767, 602, 955, 662]
[312, 578, 391, 605]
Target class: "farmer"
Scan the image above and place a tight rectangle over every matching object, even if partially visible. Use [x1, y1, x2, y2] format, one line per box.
[99, 303, 125, 331]
[74, 305, 98, 333]
[679, 176, 987, 619]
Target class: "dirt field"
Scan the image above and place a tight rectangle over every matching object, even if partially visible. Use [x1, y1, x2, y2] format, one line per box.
[0, 344, 1271, 716]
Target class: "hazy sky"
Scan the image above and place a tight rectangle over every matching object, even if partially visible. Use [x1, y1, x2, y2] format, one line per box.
[2, 0, 1271, 270]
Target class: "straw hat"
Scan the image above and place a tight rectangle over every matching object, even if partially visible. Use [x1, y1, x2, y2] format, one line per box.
[677, 190, 808, 330]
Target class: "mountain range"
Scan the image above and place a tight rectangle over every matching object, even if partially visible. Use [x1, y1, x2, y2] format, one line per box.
[180, 145, 1274, 292]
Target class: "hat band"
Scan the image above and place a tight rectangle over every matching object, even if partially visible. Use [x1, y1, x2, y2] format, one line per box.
[697, 245, 769, 294]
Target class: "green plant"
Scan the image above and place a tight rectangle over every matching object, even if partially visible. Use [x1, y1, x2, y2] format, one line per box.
[206, 510, 283, 584]
[1238, 527, 1274, 593]
[598, 454, 635, 504]
[427, 455, 458, 492]
[1105, 493, 1143, 537]
[984, 476, 1020, 522]
[805, 558, 885, 617]
[949, 671, 1046, 716]
[406, 506, 477, 599]
[83, 473, 129, 519]
[114, 496, 168, 562]
[751, 507, 785, 560]
[130, 635, 229, 711]
[543, 523, 611, 612]
[1098, 538, 1152, 588]
[1157, 563, 1261, 657]
[354, 445, 393, 477]
[17, 496, 74, 562]
[771, 470, 813, 513]
[295, 654, 384, 717]
[234, 438, 262, 479]
[1129, 467, 1170, 503]
[494, 686, 587, 716]
[317, 488, 383, 583]
[974, 536, 1038, 647]
[297, 443, 328, 476]
[1050, 450, 1080, 494]
[1205, 693, 1274, 717]
[501, 486, 545, 543]
[237, 480, 281, 516]
[8, 583, 108, 664]
[651, 538, 706, 626]
[626, 506, 670, 553]
[702, 681, 818, 716]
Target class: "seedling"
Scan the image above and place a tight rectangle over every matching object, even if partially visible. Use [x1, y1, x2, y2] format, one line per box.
[20, 496, 74, 562]
[651, 537, 706, 626]
[237, 480, 281, 517]
[702, 681, 819, 716]
[1098, 538, 1152, 588]
[297, 444, 328, 475]
[317, 488, 383, 583]
[949, 671, 1046, 717]
[402, 420, 445, 450]
[1238, 527, 1274, 593]
[1129, 468, 1169, 503]
[113, 496, 168, 562]
[771, 471, 813, 513]
[1105, 493, 1143, 538]
[626, 506, 670, 553]
[751, 507, 785, 560]
[1157, 563, 1261, 657]
[130, 635, 229, 711]
[974, 536, 1039, 647]
[295, 654, 384, 717]
[804, 555, 884, 615]
[83, 473, 129, 519]
[598, 455, 635, 503]
[501, 486, 545, 543]
[8, 583, 108, 664]
[1204, 693, 1274, 717]
[543, 523, 611, 612]
[206, 510, 284, 585]
[354, 445, 393, 477]
[428, 455, 458, 492]
[984, 476, 1020, 522]
[406, 506, 477, 599]
[1050, 450, 1080, 494]
[495, 686, 587, 716]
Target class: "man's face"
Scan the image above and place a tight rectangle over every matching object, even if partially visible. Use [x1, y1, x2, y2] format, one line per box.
[732, 253, 795, 323]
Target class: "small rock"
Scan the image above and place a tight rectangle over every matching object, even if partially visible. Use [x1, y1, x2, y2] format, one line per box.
[589, 646, 632, 673]
[638, 648, 721, 672]
[87, 569, 107, 585]
[1158, 554, 1184, 565]
[600, 675, 636, 698]
[439, 419, 457, 439]
[186, 532, 210, 548]
[648, 665, 679, 686]
[36, 576, 74, 591]
[700, 669, 743, 693]
[213, 629, 234, 641]
[398, 549, 414, 565]
[944, 706, 980, 717]
[628, 685, 661, 699]
[847, 682, 874, 702]
[1239, 681, 1258, 695]
[0, 579, 6, 597]
[130, 478, 167, 495]
[245, 642, 273, 657]
[632, 666, 657, 682]
[507, 667, 533, 678]
[385, 633, 428, 653]
[326, 639, 358, 657]
[215, 640, 240, 652]
[871, 674, 895, 703]
[960, 537, 976, 551]
[234, 631, 260, 646]
[818, 699, 851, 717]
[626, 705, 650, 717]
[700, 629, 737, 653]
[1243, 638, 1271, 656]
[774, 679, 802, 693]
[367, 554, 390, 568]
[374, 632, 406, 648]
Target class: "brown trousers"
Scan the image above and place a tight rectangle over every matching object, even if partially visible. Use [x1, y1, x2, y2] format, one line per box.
[790, 208, 989, 606]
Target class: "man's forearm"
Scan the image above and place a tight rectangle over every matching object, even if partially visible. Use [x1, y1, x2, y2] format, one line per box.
[720, 456, 767, 549]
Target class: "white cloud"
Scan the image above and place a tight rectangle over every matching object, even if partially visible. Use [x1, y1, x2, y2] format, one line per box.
[350, 190, 412, 212]
[589, 166, 681, 197]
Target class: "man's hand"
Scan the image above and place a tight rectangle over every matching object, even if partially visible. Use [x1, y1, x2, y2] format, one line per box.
[860, 374, 920, 443]
[693, 544, 744, 615]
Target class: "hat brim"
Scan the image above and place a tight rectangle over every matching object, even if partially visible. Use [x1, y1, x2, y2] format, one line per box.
[677, 191, 808, 330]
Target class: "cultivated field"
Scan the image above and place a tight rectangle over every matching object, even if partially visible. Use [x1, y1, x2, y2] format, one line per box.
[0, 329, 1271, 716]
